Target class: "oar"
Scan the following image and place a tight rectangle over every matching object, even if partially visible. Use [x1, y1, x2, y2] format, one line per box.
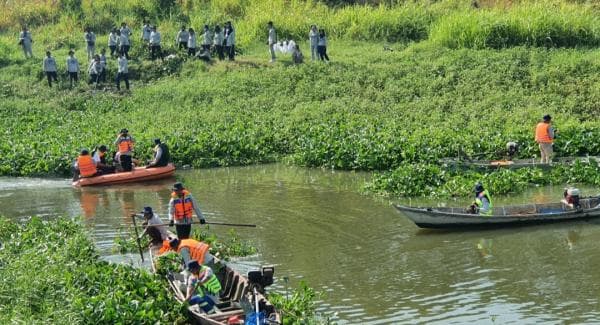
[145, 221, 257, 228]
[130, 214, 145, 262]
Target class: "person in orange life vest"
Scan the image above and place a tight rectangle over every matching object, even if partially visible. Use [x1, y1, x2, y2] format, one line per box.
[534, 114, 558, 164]
[73, 149, 97, 180]
[166, 237, 212, 266]
[114, 128, 135, 172]
[168, 182, 206, 239]
[139, 206, 169, 245]
[91, 145, 116, 174]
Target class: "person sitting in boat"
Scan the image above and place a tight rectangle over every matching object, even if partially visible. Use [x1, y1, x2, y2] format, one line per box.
[146, 138, 170, 168]
[159, 237, 212, 266]
[562, 187, 581, 209]
[91, 145, 116, 175]
[168, 182, 206, 239]
[184, 260, 221, 314]
[73, 149, 97, 180]
[470, 182, 493, 216]
[114, 128, 135, 172]
[139, 206, 169, 245]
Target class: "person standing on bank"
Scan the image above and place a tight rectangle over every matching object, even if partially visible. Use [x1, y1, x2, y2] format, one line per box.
[114, 128, 134, 171]
[267, 21, 277, 63]
[19, 26, 33, 58]
[118, 25, 131, 59]
[149, 26, 162, 61]
[116, 52, 130, 91]
[87, 54, 102, 85]
[108, 28, 119, 57]
[213, 25, 224, 61]
[146, 138, 170, 168]
[84, 28, 96, 60]
[43, 51, 58, 87]
[309, 25, 318, 61]
[176, 25, 189, 50]
[224, 21, 235, 61]
[66, 50, 80, 88]
[535, 114, 557, 164]
[99, 48, 107, 82]
[201, 25, 212, 53]
[168, 182, 206, 240]
[187, 28, 197, 56]
[317, 29, 330, 62]
[141, 20, 152, 45]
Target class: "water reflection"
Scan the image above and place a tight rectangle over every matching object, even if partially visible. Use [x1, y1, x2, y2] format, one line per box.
[0, 166, 599, 324]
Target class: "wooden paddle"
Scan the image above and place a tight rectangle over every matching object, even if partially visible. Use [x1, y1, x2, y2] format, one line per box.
[130, 214, 145, 262]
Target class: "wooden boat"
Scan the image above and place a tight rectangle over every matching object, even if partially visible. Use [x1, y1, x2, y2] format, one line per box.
[393, 197, 600, 229]
[148, 238, 281, 325]
[440, 156, 600, 170]
[72, 163, 175, 187]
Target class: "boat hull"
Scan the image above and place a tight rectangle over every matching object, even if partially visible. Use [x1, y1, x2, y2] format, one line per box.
[394, 199, 600, 229]
[440, 156, 600, 170]
[72, 164, 175, 187]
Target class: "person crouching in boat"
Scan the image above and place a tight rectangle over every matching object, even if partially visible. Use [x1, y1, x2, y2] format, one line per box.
[139, 206, 169, 245]
[469, 182, 493, 216]
[168, 182, 206, 239]
[73, 149, 97, 181]
[114, 128, 135, 172]
[184, 260, 222, 314]
[562, 187, 581, 209]
[160, 237, 212, 266]
[146, 138, 171, 168]
[91, 145, 116, 175]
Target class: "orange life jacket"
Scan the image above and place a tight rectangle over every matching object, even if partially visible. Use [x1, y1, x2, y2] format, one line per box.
[77, 155, 96, 177]
[158, 240, 172, 254]
[178, 239, 210, 264]
[117, 136, 133, 153]
[535, 122, 552, 143]
[171, 190, 193, 221]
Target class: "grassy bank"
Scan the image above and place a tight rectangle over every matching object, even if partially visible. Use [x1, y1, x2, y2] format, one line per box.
[2, 0, 600, 196]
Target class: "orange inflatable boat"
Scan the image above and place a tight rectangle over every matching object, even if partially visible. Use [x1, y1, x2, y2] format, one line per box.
[72, 164, 176, 187]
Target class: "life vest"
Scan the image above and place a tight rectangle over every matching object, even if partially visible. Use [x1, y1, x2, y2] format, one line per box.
[178, 239, 210, 265]
[117, 136, 133, 153]
[171, 190, 194, 221]
[77, 155, 96, 177]
[191, 265, 222, 296]
[475, 190, 493, 216]
[158, 240, 172, 255]
[535, 122, 553, 143]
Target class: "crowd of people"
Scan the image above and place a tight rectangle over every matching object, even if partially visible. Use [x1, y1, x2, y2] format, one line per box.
[20, 20, 334, 89]
[73, 128, 171, 180]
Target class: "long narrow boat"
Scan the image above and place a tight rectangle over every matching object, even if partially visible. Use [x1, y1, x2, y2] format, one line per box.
[149, 238, 281, 325]
[393, 197, 600, 229]
[440, 156, 600, 170]
[72, 163, 175, 187]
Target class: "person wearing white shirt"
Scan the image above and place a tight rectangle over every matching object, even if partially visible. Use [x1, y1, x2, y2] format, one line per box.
[116, 53, 129, 90]
[139, 206, 169, 245]
[84, 28, 96, 60]
[119, 23, 131, 59]
[108, 28, 118, 57]
[309, 25, 318, 61]
[42, 51, 58, 87]
[224, 21, 235, 60]
[141, 21, 151, 43]
[149, 26, 162, 60]
[187, 28, 197, 56]
[213, 25, 224, 60]
[176, 26, 189, 50]
[88, 55, 102, 85]
[19, 26, 33, 58]
[201, 25, 212, 52]
[99, 48, 107, 82]
[66, 50, 79, 88]
[267, 21, 277, 63]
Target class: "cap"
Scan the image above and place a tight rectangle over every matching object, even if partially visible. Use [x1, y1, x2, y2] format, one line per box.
[141, 206, 153, 215]
[474, 182, 484, 193]
[186, 260, 200, 270]
[543, 114, 552, 121]
[169, 238, 180, 248]
[172, 182, 184, 191]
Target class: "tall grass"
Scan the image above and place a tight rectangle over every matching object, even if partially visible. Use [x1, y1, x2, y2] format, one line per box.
[430, 2, 600, 48]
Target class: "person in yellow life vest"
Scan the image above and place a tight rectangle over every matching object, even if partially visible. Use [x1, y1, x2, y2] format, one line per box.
[167, 237, 212, 265]
[114, 128, 135, 172]
[168, 182, 206, 239]
[185, 260, 221, 314]
[73, 149, 97, 180]
[472, 182, 493, 216]
[535, 114, 557, 164]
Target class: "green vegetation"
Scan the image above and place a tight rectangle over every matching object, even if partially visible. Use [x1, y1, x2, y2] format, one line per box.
[0, 217, 187, 323]
[191, 227, 258, 260]
[269, 281, 336, 325]
[1, 0, 600, 196]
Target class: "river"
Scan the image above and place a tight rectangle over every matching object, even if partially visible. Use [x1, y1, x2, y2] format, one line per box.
[1, 164, 599, 324]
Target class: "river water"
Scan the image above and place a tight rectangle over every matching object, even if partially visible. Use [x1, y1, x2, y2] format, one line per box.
[1, 164, 599, 324]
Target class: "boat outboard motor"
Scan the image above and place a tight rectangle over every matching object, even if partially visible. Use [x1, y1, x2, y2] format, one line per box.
[248, 265, 275, 294]
[564, 187, 581, 209]
[506, 141, 519, 160]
